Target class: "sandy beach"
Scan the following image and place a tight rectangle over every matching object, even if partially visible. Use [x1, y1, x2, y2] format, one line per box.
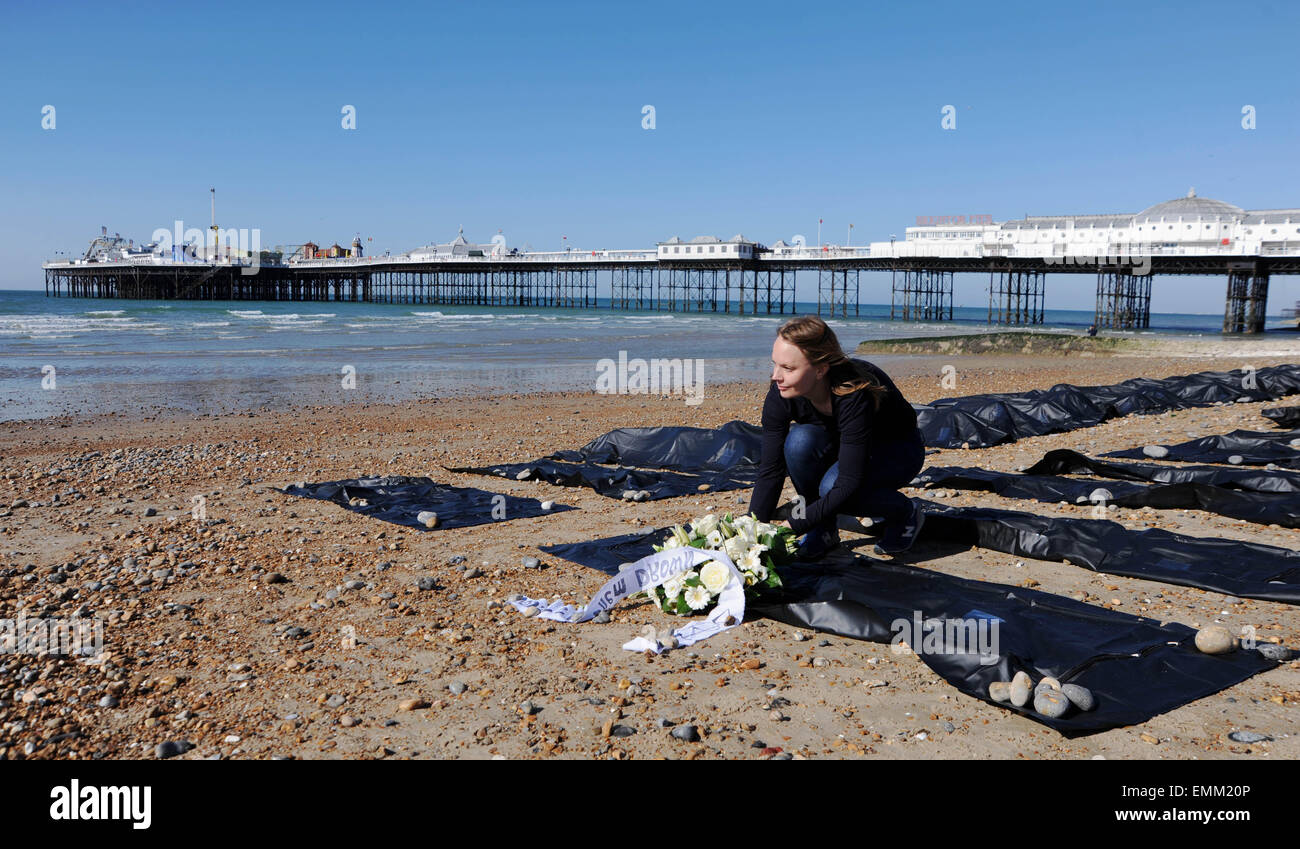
[3, 335, 1300, 760]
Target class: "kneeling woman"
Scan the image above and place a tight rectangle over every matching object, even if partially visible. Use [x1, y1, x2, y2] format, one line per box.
[748, 316, 926, 557]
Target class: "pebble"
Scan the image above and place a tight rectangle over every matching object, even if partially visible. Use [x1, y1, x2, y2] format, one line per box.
[448, 682, 467, 695]
[324, 694, 346, 709]
[417, 577, 438, 591]
[987, 681, 1011, 703]
[515, 470, 532, 481]
[670, 725, 700, 742]
[464, 567, 483, 579]
[944, 721, 956, 733]
[155, 740, 193, 759]
[417, 511, 438, 529]
[592, 610, 611, 624]
[1010, 671, 1033, 707]
[1034, 676, 1062, 695]
[1227, 455, 1244, 465]
[522, 606, 540, 618]
[609, 724, 637, 738]
[449, 555, 466, 565]
[1034, 689, 1071, 718]
[1228, 730, 1269, 744]
[340, 715, 358, 728]
[1256, 643, 1294, 661]
[540, 501, 554, 511]
[1142, 445, 1169, 459]
[98, 695, 119, 708]
[1061, 683, 1096, 711]
[344, 580, 365, 590]
[519, 700, 536, 715]
[398, 698, 430, 711]
[1194, 625, 1236, 655]
[522, 557, 540, 569]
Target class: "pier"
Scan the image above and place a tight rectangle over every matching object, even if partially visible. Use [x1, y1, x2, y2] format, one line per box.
[42, 191, 1300, 333]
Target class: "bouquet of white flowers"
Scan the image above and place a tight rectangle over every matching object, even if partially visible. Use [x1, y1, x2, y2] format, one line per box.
[647, 513, 798, 616]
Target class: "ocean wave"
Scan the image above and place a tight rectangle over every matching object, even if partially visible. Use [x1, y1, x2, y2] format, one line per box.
[191, 321, 232, 327]
[85, 309, 125, 316]
[227, 310, 266, 317]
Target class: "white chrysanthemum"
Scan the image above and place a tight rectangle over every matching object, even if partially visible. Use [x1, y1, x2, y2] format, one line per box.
[662, 574, 686, 599]
[692, 514, 720, 537]
[706, 529, 724, 548]
[723, 535, 748, 563]
[684, 585, 711, 610]
[699, 561, 730, 595]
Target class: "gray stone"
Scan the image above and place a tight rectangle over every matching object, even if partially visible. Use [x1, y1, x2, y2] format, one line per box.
[522, 557, 540, 569]
[1194, 625, 1236, 655]
[143, 507, 157, 517]
[1255, 643, 1295, 661]
[1061, 683, 1096, 711]
[1227, 454, 1244, 466]
[1228, 731, 1269, 744]
[448, 682, 467, 695]
[155, 740, 193, 759]
[610, 724, 637, 738]
[416, 577, 438, 591]
[670, 725, 700, 742]
[98, 695, 119, 708]
[264, 572, 287, 584]
[519, 700, 536, 716]
[324, 694, 345, 709]
[1034, 689, 1071, 718]
[540, 501, 554, 511]
[1010, 671, 1033, 707]
[1034, 676, 1062, 696]
[344, 580, 365, 590]
[988, 681, 1012, 703]
[592, 610, 611, 624]
[522, 606, 540, 618]
[1142, 445, 1169, 459]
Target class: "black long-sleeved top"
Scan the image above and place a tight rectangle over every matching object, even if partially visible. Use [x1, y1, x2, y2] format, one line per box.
[748, 358, 919, 534]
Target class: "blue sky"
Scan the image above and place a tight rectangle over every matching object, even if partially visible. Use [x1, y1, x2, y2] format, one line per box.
[3, 0, 1298, 313]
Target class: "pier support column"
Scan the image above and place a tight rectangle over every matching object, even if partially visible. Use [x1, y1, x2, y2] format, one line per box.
[890, 268, 952, 321]
[988, 268, 1045, 325]
[1094, 268, 1151, 329]
[1222, 265, 1269, 334]
[817, 268, 860, 317]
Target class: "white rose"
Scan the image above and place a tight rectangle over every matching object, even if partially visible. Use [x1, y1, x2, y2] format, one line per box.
[662, 574, 686, 599]
[699, 561, 730, 595]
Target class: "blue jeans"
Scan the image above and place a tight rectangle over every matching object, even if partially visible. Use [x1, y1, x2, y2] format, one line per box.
[784, 423, 925, 534]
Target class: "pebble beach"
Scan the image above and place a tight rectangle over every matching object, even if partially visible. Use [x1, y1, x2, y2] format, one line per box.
[3, 336, 1300, 760]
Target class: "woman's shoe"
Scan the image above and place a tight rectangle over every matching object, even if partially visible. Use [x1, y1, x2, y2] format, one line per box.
[873, 503, 926, 555]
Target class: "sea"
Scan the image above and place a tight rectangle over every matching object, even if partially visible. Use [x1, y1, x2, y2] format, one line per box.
[0, 289, 1290, 421]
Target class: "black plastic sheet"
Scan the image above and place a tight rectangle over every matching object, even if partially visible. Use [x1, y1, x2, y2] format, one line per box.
[446, 458, 754, 501]
[1103, 428, 1300, 468]
[1263, 406, 1300, 428]
[551, 419, 764, 472]
[543, 529, 1277, 734]
[281, 476, 574, 530]
[918, 364, 1300, 448]
[921, 503, 1300, 604]
[1023, 448, 1300, 493]
[915, 464, 1300, 528]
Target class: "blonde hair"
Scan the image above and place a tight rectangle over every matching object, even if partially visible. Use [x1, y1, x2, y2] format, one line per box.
[778, 316, 885, 402]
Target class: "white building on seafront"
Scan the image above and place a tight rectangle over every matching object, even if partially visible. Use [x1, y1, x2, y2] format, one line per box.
[869, 190, 1300, 259]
